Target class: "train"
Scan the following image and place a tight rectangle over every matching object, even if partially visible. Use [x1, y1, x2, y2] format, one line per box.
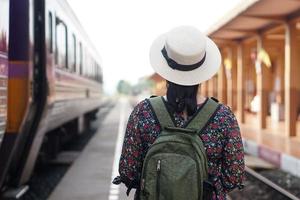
[0, 0, 103, 198]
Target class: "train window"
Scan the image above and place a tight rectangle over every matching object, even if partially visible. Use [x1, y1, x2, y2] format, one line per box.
[83, 49, 87, 76]
[56, 18, 68, 69]
[94, 65, 97, 81]
[75, 44, 78, 74]
[83, 48, 87, 76]
[97, 65, 100, 82]
[90, 58, 93, 78]
[86, 53, 90, 77]
[73, 35, 77, 72]
[92, 61, 95, 79]
[85, 53, 88, 77]
[48, 12, 53, 53]
[94, 63, 97, 81]
[79, 43, 83, 74]
[69, 34, 76, 72]
[94, 63, 96, 80]
[99, 66, 102, 83]
[99, 66, 103, 83]
[90, 58, 92, 78]
[99, 68, 103, 83]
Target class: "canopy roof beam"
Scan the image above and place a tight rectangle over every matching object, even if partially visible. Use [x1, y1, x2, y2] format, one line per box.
[241, 14, 286, 23]
[223, 28, 258, 35]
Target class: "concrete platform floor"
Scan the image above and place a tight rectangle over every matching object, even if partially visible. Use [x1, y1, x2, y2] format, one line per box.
[48, 98, 134, 200]
[242, 113, 300, 158]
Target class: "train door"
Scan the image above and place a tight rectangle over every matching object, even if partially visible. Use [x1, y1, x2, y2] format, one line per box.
[11, 0, 48, 186]
[0, 0, 9, 149]
[0, 0, 48, 194]
[0, 0, 50, 196]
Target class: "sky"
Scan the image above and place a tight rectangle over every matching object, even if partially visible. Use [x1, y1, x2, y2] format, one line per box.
[67, 0, 243, 94]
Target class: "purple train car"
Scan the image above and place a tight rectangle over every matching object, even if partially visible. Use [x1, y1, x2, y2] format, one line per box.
[0, 0, 103, 198]
[0, 0, 9, 195]
[0, 0, 8, 142]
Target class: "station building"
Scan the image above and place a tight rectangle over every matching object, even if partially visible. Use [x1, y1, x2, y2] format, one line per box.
[149, 0, 300, 176]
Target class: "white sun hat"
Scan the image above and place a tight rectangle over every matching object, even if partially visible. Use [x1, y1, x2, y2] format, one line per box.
[149, 26, 221, 86]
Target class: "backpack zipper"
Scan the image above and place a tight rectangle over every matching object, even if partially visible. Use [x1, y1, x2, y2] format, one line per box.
[141, 178, 145, 191]
[156, 160, 161, 200]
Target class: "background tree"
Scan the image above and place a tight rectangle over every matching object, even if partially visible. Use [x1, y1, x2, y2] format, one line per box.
[117, 80, 132, 95]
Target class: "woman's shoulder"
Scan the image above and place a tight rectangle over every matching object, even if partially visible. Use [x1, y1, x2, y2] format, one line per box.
[217, 102, 234, 114]
[131, 98, 153, 115]
[211, 101, 238, 123]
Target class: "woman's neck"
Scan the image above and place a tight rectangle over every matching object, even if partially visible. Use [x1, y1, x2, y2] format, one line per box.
[163, 95, 207, 105]
[163, 95, 207, 120]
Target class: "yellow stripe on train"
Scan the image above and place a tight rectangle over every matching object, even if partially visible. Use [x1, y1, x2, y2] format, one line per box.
[6, 78, 29, 133]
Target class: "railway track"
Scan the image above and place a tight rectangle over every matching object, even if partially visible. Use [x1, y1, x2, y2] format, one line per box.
[228, 166, 300, 200]
[245, 166, 300, 200]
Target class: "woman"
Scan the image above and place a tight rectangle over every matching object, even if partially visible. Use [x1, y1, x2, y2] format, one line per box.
[115, 26, 245, 200]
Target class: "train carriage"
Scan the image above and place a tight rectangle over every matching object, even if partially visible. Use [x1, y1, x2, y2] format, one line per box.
[0, 0, 103, 197]
[0, 0, 8, 146]
[0, 0, 10, 195]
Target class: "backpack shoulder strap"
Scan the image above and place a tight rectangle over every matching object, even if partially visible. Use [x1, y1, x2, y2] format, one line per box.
[187, 98, 220, 133]
[148, 96, 174, 129]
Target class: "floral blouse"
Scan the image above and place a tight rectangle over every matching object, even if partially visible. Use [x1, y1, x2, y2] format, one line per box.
[118, 98, 245, 200]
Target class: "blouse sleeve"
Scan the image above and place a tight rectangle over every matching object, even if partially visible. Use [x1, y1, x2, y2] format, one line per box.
[118, 102, 144, 188]
[220, 106, 245, 192]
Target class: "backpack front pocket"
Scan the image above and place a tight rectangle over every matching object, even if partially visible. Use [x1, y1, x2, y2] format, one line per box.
[142, 153, 199, 200]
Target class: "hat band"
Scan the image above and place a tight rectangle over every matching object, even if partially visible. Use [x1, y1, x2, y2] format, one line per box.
[161, 47, 206, 71]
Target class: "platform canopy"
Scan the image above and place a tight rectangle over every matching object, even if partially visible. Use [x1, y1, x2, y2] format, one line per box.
[207, 0, 300, 42]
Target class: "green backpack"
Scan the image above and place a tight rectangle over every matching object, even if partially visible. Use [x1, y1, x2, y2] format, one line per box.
[139, 97, 219, 200]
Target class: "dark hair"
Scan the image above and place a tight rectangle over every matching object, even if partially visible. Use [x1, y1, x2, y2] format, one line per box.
[166, 81, 199, 116]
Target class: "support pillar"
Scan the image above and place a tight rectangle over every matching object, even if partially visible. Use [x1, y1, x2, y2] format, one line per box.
[256, 35, 271, 129]
[225, 46, 237, 110]
[218, 57, 227, 104]
[284, 22, 300, 137]
[201, 81, 208, 97]
[213, 75, 218, 98]
[237, 43, 245, 123]
[225, 48, 233, 109]
[204, 82, 208, 96]
[208, 78, 214, 97]
[232, 46, 238, 111]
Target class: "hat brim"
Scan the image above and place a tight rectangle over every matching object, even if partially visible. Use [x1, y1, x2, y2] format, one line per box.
[149, 34, 222, 86]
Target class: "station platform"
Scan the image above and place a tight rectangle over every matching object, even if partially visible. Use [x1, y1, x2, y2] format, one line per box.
[48, 99, 134, 200]
[241, 113, 300, 178]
